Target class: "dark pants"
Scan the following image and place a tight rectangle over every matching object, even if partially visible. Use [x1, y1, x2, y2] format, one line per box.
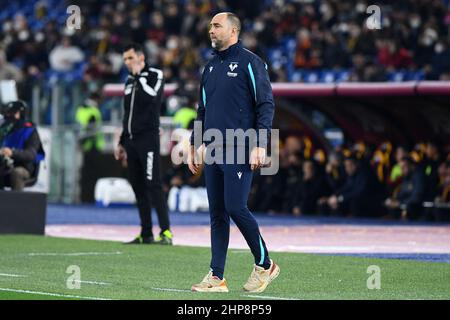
[319, 196, 382, 217]
[0, 166, 31, 191]
[80, 149, 101, 203]
[123, 135, 170, 238]
[388, 202, 423, 220]
[205, 146, 270, 279]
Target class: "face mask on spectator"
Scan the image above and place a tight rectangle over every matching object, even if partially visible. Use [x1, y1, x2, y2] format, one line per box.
[410, 17, 421, 29]
[435, 43, 445, 54]
[35, 32, 45, 42]
[254, 21, 264, 32]
[356, 3, 366, 13]
[319, 3, 330, 16]
[18, 30, 29, 41]
[2, 21, 12, 32]
[167, 38, 178, 50]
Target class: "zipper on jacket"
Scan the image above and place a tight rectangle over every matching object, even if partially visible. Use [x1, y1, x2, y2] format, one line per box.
[128, 81, 136, 140]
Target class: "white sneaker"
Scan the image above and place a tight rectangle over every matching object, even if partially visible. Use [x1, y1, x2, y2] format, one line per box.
[191, 271, 229, 292]
[243, 259, 280, 293]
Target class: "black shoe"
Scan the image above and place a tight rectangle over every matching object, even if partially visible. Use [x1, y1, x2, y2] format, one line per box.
[123, 235, 155, 244]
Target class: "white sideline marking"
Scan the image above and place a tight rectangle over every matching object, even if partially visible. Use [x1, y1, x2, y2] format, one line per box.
[28, 251, 123, 257]
[242, 294, 298, 300]
[0, 273, 27, 278]
[0, 273, 109, 286]
[150, 287, 298, 300]
[0, 287, 112, 300]
[74, 280, 112, 286]
[151, 287, 192, 293]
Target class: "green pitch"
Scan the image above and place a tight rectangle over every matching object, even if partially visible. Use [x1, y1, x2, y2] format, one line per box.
[0, 235, 448, 300]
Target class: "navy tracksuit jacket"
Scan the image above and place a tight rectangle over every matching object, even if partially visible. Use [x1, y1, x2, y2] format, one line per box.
[190, 41, 275, 278]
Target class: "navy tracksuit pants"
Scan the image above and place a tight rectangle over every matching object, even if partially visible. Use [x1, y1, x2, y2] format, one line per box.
[204, 146, 271, 279]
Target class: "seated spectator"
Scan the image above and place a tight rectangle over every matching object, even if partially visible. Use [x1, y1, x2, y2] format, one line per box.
[323, 151, 346, 194]
[280, 151, 303, 214]
[248, 141, 287, 213]
[371, 141, 392, 184]
[282, 135, 303, 158]
[49, 36, 85, 72]
[421, 141, 441, 202]
[163, 162, 192, 194]
[318, 155, 383, 217]
[0, 100, 45, 191]
[387, 145, 409, 190]
[433, 159, 450, 221]
[0, 49, 24, 83]
[292, 159, 329, 216]
[384, 156, 425, 220]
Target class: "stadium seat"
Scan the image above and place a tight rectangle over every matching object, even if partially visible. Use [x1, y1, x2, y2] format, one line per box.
[320, 70, 336, 83]
[388, 71, 407, 82]
[95, 178, 136, 207]
[303, 71, 320, 83]
[335, 70, 351, 82]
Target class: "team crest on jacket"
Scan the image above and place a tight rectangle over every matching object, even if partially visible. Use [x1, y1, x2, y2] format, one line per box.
[227, 62, 238, 77]
[229, 62, 238, 71]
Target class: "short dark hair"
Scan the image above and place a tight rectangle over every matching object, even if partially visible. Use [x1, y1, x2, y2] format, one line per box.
[122, 43, 145, 55]
[226, 13, 241, 35]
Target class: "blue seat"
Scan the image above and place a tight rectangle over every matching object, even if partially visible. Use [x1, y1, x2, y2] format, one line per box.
[320, 70, 335, 83]
[268, 48, 286, 70]
[335, 70, 351, 82]
[387, 71, 407, 82]
[290, 70, 303, 82]
[303, 71, 320, 83]
[405, 70, 425, 81]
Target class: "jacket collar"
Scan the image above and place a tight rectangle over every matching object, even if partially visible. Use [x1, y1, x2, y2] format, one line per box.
[214, 40, 242, 60]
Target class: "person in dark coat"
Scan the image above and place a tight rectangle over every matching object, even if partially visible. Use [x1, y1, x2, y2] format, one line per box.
[384, 156, 425, 220]
[319, 155, 383, 217]
[292, 159, 330, 216]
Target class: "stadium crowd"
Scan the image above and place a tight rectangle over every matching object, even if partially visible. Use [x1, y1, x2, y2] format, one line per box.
[1, 0, 450, 220]
[161, 135, 450, 221]
[1, 0, 450, 98]
[247, 136, 450, 221]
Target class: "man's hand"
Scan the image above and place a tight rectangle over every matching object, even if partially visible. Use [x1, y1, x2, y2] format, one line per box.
[131, 61, 144, 76]
[250, 147, 266, 171]
[0, 147, 13, 158]
[114, 144, 127, 162]
[187, 145, 201, 175]
[328, 195, 339, 210]
[292, 206, 302, 216]
[384, 198, 400, 209]
[317, 197, 328, 205]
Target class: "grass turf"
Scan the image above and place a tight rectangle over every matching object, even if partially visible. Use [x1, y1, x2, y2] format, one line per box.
[0, 235, 449, 300]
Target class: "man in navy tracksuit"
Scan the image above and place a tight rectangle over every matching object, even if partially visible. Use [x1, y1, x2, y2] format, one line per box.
[189, 13, 280, 293]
